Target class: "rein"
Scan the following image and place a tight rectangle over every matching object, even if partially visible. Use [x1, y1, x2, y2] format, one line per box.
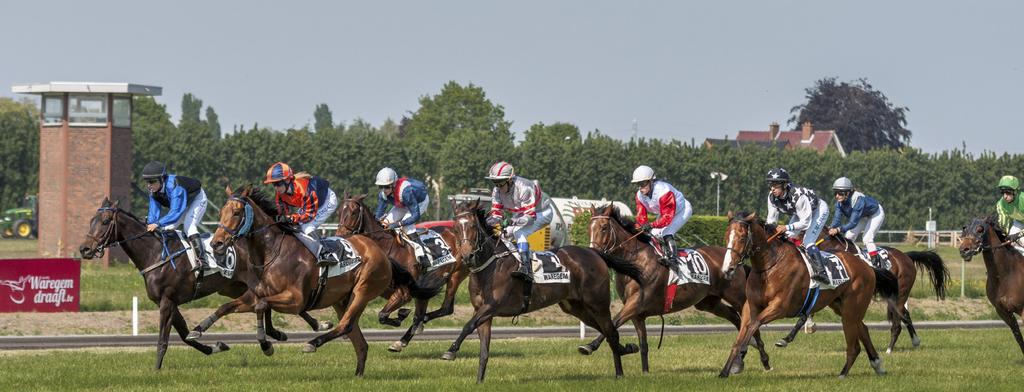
[89, 207, 152, 257]
[219, 196, 279, 246]
[339, 200, 391, 237]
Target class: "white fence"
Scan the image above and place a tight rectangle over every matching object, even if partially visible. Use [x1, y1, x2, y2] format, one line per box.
[874, 230, 961, 247]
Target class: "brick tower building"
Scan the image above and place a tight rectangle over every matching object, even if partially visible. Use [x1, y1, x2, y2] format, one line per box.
[12, 82, 161, 263]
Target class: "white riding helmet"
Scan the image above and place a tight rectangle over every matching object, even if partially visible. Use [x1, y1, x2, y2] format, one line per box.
[375, 167, 398, 186]
[631, 165, 656, 183]
[832, 177, 854, 192]
[485, 161, 515, 180]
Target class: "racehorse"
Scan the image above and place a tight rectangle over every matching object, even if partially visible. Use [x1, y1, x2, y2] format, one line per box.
[196, 185, 405, 377]
[580, 204, 770, 375]
[718, 211, 899, 378]
[334, 194, 468, 352]
[958, 216, 1024, 356]
[78, 197, 328, 370]
[775, 234, 949, 353]
[440, 200, 646, 383]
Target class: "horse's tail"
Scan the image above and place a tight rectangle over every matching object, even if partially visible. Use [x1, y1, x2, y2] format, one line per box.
[906, 250, 950, 300]
[873, 268, 900, 301]
[388, 259, 436, 299]
[594, 251, 645, 284]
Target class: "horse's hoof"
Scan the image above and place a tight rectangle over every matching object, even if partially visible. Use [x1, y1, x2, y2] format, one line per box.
[388, 341, 405, 352]
[261, 343, 274, 357]
[717, 371, 730, 379]
[804, 322, 817, 334]
[441, 351, 456, 361]
[319, 321, 334, 331]
[303, 344, 317, 353]
[730, 362, 744, 375]
[379, 318, 401, 327]
[839, 374, 846, 380]
[215, 341, 230, 353]
[416, 323, 425, 334]
[870, 358, 886, 376]
[911, 335, 921, 347]
[886, 347, 893, 354]
[186, 331, 202, 341]
[577, 345, 594, 355]
[276, 331, 289, 342]
[622, 343, 639, 355]
[774, 339, 789, 348]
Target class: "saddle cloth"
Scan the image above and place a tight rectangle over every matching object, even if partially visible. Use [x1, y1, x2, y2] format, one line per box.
[319, 237, 362, 278]
[797, 248, 851, 290]
[857, 248, 893, 271]
[169, 231, 234, 279]
[667, 249, 711, 286]
[409, 229, 456, 271]
[522, 251, 571, 284]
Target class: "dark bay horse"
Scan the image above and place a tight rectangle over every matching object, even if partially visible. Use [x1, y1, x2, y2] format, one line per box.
[580, 205, 770, 375]
[196, 185, 403, 377]
[335, 194, 467, 352]
[718, 211, 899, 378]
[441, 200, 646, 383]
[776, 234, 949, 353]
[958, 217, 1024, 356]
[79, 197, 325, 369]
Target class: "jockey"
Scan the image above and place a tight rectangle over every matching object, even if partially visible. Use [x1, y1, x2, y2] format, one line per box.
[827, 177, 886, 267]
[484, 161, 554, 282]
[264, 162, 339, 266]
[142, 161, 209, 267]
[630, 165, 693, 264]
[765, 168, 830, 283]
[996, 175, 1024, 253]
[374, 167, 431, 267]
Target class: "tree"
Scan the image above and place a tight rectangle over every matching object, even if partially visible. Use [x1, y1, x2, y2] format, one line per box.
[313, 103, 334, 133]
[789, 77, 911, 151]
[0, 98, 39, 209]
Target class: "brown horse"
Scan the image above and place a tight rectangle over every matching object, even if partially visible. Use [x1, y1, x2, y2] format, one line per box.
[776, 234, 949, 353]
[78, 197, 327, 369]
[440, 200, 646, 383]
[334, 194, 468, 352]
[580, 204, 770, 375]
[958, 216, 1024, 356]
[718, 211, 899, 378]
[196, 185, 402, 376]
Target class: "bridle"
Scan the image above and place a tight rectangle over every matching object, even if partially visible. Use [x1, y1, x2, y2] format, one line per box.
[86, 207, 150, 258]
[589, 215, 645, 258]
[725, 218, 785, 274]
[217, 196, 276, 247]
[453, 210, 487, 268]
[338, 199, 390, 236]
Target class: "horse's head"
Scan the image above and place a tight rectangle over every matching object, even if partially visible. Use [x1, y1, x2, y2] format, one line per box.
[452, 199, 489, 268]
[959, 217, 998, 261]
[588, 204, 634, 253]
[211, 185, 268, 254]
[79, 197, 121, 259]
[336, 193, 371, 237]
[722, 211, 759, 280]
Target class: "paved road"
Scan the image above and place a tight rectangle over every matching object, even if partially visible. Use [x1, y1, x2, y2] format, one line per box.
[0, 320, 1012, 350]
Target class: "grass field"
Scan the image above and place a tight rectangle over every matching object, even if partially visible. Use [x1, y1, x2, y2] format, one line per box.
[1, 329, 1022, 391]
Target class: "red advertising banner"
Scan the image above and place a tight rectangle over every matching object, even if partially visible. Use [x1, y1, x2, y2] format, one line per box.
[0, 258, 80, 312]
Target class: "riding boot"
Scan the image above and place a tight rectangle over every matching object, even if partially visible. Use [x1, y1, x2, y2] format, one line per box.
[511, 248, 534, 282]
[407, 231, 431, 269]
[188, 234, 207, 271]
[663, 235, 679, 264]
[807, 246, 829, 283]
[870, 253, 883, 269]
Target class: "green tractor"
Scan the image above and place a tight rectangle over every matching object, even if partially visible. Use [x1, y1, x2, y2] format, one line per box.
[1, 195, 37, 239]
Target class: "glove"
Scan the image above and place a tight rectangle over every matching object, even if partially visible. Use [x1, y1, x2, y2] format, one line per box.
[485, 215, 501, 227]
[379, 220, 389, 229]
[510, 216, 530, 226]
[492, 224, 503, 237]
[275, 215, 292, 224]
[638, 223, 653, 232]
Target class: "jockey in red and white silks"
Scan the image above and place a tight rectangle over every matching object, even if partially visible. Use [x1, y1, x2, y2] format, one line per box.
[631, 165, 692, 260]
[485, 161, 554, 282]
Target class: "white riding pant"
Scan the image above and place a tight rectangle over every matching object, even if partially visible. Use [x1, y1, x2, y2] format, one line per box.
[787, 198, 830, 249]
[160, 189, 207, 237]
[505, 206, 554, 247]
[843, 205, 885, 253]
[1010, 220, 1024, 254]
[296, 189, 339, 256]
[382, 195, 431, 234]
[650, 199, 693, 239]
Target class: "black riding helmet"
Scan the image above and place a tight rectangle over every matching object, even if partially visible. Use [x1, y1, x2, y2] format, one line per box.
[142, 161, 167, 181]
[765, 168, 790, 185]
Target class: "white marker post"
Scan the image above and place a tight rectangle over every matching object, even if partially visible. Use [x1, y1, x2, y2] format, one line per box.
[579, 321, 585, 339]
[132, 296, 139, 336]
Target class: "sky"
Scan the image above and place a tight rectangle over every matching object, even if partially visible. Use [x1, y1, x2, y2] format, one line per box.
[2, 1, 1021, 154]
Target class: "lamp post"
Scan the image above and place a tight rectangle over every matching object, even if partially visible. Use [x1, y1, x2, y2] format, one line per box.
[710, 172, 728, 216]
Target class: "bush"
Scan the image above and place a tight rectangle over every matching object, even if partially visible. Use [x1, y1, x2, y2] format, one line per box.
[677, 215, 729, 247]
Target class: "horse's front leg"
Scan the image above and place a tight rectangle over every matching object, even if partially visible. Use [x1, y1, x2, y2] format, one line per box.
[441, 303, 496, 361]
[154, 298, 176, 370]
[720, 302, 783, 378]
[188, 291, 256, 341]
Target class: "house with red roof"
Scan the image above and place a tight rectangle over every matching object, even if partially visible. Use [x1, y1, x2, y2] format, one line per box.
[704, 121, 847, 157]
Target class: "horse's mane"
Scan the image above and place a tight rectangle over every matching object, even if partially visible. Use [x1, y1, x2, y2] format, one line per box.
[603, 205, 653, 243]
[733, 211, 784, 244]
[981, 215, 1008, 241]
[235, 186, 278, 217]
[456, 202, 498, 240]
[101, 199, 144, 222]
